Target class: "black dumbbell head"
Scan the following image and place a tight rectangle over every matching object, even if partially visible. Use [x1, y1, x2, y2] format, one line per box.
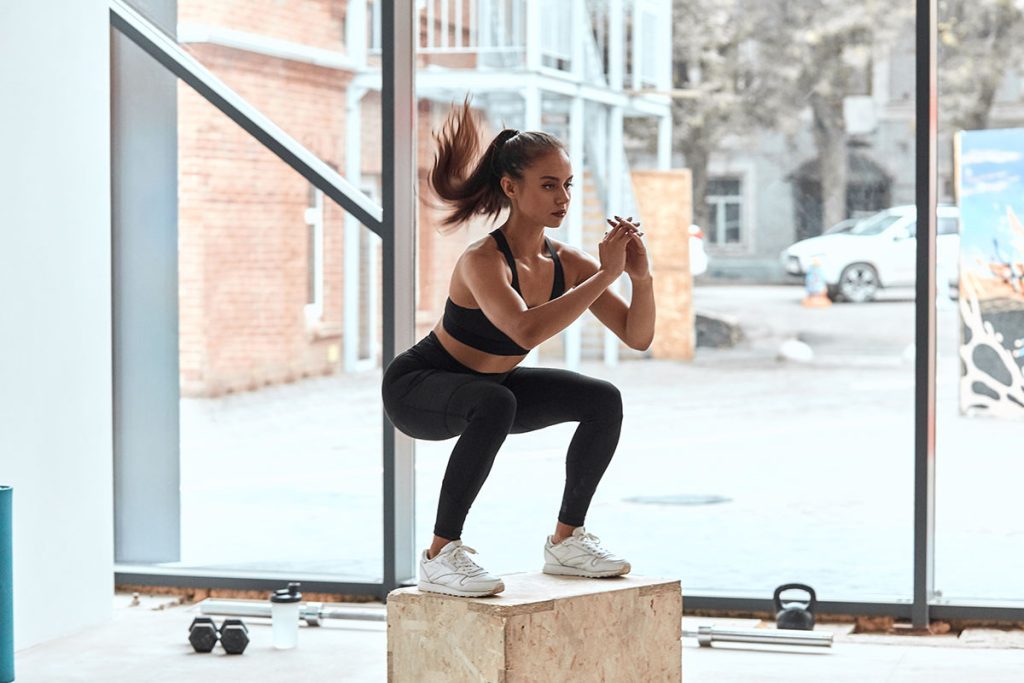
[219, 618, 250, 655]
[188, 617, 219, 653]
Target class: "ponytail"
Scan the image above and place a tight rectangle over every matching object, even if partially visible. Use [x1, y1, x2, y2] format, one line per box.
[428, 97, 567, 233]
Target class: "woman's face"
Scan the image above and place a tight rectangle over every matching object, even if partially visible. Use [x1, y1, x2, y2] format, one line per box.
[503, 150, 573, 228]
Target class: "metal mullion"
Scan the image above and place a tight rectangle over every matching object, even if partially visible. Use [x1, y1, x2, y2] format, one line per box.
[683, 595, 1024, 625]
[381, 0, 418, 598]
[114, 570, 383, 597]
[930, 604, 1024, 622]
[108, 0, 383, 233]
[913, 0, 938, 630]
[684, 595, 914, 620]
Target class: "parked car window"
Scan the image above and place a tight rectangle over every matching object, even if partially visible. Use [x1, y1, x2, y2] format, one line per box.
[938, 217, 959, 235]
[849, 213, 901, 236]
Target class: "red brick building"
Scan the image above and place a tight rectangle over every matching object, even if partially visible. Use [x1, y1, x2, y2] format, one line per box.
[177, 1, 494, 396]
[176, 0, 681, 397]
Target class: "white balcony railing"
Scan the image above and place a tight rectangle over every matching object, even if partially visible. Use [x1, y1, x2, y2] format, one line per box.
[366, 0, 670, 91]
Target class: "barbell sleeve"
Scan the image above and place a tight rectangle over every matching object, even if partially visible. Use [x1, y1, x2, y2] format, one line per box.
[197, 599, 386, 626]
[682, 625, 834, 648]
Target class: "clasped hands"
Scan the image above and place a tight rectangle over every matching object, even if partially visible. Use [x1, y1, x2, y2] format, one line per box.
[603, 215, 650, 280]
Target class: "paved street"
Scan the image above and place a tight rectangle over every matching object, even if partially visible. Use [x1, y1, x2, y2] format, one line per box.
[175, 286, 1022, 605]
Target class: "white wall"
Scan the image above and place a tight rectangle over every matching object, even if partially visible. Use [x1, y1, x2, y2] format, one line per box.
[0, 0, 114, 650]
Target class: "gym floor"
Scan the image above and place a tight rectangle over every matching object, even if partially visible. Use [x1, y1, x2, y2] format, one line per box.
[13, 593, 1024, 682]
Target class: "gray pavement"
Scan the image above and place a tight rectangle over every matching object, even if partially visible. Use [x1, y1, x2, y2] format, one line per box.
[173, 285, 1023, 605]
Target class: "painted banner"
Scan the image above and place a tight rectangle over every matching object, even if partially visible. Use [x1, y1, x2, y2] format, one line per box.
[957, 128, 1024, 418]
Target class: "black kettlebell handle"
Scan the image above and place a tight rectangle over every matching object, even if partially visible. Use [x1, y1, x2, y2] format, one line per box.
[773, 583, 817, 612]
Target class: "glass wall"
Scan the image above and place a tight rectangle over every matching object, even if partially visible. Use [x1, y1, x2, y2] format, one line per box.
[411, 0, 916, 603]
[935, 0, 1024, 604]
[671, 1, 917, 601]
[117, 0, 383, 581]
[112, 0, 1022, 613]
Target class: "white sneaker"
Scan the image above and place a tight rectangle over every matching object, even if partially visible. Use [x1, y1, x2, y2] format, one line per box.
[418, 540, 505, 598]
[543, 526, 631, 578]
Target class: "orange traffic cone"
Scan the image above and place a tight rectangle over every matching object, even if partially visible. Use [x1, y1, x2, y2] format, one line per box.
[801, 258, 832, 308]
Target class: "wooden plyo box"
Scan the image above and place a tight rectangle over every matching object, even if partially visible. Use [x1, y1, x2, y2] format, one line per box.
[387, 572, 682, 682]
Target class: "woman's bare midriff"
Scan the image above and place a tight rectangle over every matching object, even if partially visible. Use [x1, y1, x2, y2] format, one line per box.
[431, 321, 528, 374]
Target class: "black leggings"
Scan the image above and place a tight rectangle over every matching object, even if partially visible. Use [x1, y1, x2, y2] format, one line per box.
[381, 331, 623, 541]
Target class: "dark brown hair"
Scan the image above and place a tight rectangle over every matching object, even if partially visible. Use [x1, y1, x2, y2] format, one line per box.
[428, 97, 567, 233]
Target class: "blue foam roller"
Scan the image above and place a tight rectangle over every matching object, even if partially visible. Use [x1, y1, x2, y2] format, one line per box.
[1, 486, 12, 683]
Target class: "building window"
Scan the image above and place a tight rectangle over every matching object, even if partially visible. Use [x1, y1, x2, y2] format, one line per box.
[304, 184, 324, 324]
[706, 178, 743, 246]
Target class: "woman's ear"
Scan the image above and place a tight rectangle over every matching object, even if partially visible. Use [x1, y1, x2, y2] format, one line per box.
[500, 175, 517, 200]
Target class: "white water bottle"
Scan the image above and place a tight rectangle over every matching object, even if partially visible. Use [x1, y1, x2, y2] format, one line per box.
[270, 582, 302, 649]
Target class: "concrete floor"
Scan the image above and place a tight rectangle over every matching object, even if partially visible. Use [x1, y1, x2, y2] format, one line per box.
[13, 593, 1024, 682]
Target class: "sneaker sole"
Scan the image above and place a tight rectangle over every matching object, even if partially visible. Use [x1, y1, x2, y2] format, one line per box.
[417, 580, 505, 598]
[542, 562, 631, 578]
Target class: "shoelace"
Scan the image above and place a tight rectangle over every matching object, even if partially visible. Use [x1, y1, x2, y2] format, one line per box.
[575, 532, 614, 559]
[450, 545, 486, 574]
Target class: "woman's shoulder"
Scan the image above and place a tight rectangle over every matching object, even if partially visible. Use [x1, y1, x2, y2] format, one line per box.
[461, 231, 502, 262]
[453, 232, 505, 282]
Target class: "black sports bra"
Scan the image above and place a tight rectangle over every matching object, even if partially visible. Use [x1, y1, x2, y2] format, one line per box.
[442, 228, 566, 356]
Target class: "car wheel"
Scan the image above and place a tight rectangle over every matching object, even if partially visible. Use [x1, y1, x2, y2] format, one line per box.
[838, 263, 879, 303]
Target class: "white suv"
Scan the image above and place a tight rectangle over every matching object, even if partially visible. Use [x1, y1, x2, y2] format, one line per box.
[780, 204, 960, 302]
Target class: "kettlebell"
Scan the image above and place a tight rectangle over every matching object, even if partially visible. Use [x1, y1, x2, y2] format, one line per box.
[773, 583, 816, 630]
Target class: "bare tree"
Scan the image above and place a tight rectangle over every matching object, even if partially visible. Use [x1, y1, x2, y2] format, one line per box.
[631, 0, 904, 233]
[751, 0, 910, 230]
[635, 0, 1021, 241]
[625, 0, 771, 231]
[938, 0, 1024, 133]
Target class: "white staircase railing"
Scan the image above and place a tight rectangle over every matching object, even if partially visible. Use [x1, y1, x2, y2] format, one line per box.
[365, 0, 667, 89]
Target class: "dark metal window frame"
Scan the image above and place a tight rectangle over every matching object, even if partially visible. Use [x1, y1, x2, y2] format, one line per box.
[111, 0, 1024, 625]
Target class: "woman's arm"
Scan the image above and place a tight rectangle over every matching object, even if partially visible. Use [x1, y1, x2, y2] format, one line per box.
[462, 224, 633, 349]
[568, 249, 655, 351]
[461, 249, 620, 350]
[624, 274, 655, 351]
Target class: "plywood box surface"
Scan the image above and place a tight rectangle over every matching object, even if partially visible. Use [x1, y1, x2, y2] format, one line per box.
[387, 572, 682, 682]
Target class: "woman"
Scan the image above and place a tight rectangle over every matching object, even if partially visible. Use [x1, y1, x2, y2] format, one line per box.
[381, 100, 655, 598]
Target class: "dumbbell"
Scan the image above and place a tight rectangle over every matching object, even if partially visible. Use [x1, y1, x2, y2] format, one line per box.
[219, 618, 250, 655]
[188, 617, 219, 653]
[187, 616, 250, 654]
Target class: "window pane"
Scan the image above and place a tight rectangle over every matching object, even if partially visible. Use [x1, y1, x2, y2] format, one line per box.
[117, 0, 384, 580]
[724, 203, 741, 243]
[708, 178, 741, 196]
[937, 216, 959, 236]
[707, 202, 720, 244]
[850, 213, 901, 236]
[619, 0, 917, 602]
[938, 3, 1024, 602]
[175, 90, 384, 580]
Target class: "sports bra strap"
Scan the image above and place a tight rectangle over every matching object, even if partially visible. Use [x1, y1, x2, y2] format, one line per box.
[491, 229, 565, 298]
[490, 228, 521, 293]
[546, 237, 564, 298]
